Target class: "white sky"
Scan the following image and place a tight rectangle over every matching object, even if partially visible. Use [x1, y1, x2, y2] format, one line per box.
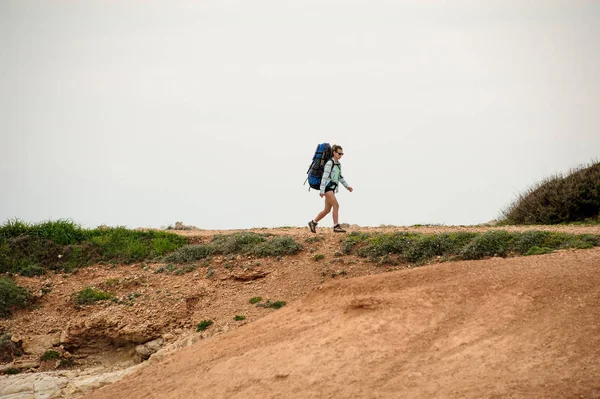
[1, 0, 599, 229]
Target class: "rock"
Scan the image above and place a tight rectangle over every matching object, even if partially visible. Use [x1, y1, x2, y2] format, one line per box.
[162, 333, 175, 342]
[22, 335, 58, 356]
[135, 345, 151, 360]
[145, 338, 164, 353]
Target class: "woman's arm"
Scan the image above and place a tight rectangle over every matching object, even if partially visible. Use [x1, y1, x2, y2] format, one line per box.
[319, 159, 333, 194]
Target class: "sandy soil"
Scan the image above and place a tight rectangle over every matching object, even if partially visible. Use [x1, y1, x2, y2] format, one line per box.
[76, 226, 600, 399]
[3, 225, 600, 398]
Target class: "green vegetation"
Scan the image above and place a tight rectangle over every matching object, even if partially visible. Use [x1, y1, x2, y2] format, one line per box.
[40, 350, 60, 361]
[234, 315, 246, 321]
[249, 296, 263, 304]
[0, 333, 24, 362]
[4, 367, 20, 375]
[163, 232, 303, 264]
[162, 245, 213, 263]
[342, 230, 600, 264]
[0, 219, 189, 276]
[500, 161, 600, 225]
[196, 320, 214, 332]
[313, 254, 325, 261]
[256, 299, 286, 309]
[525, 246, 554, 256]
[58, 358, 75, 368]
[0, 277, 32, 318]
[73, 287, 113, 306]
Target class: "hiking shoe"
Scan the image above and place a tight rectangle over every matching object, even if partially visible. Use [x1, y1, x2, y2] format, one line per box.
[308, 220, 317, 233]
[333, 224, 346, 233]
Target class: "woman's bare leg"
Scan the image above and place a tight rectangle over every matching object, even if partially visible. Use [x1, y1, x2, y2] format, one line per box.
[314, 192, 336, 223]
[314, 192, 339, 224]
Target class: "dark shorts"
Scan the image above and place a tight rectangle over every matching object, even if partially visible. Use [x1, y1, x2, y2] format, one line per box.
[325, 183, 338, 193]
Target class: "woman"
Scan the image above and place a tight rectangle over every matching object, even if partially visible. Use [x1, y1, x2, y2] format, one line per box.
[308, 144, 353, 233]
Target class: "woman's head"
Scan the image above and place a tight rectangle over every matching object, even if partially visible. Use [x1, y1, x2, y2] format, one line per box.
[332, 145, 344, 160]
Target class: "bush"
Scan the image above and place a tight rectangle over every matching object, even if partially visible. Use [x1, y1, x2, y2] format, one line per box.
[249, 296, 262, 304]
[73, 287, 113, 306]
[40, 350, 60, 361]
[403, 233, 476, 263]
[257, 300, 286, 309]
[251, 236, 303, 257]
[460, 231, 514, 260]
[211, 232, 267, 254]
[196, 320, 213, 332]
[0, 277, 31, 318]
[500, 161, 600, 224]
[163, 244, 213, 263]
[340, 230, 599, 264]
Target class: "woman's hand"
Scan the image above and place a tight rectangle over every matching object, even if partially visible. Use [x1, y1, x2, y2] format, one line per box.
[348, 187, 354, 192]
[320, 193, 325, 198]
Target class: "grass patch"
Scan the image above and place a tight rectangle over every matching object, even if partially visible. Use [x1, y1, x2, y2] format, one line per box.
[342, 230, 600, 264]
[0, 277, 32, 318]
[73, 287, 113, 306]
[234, 315, 246, 321]
[257, 300, 286, 309]
[312, 254, 325, 261]
[525, 246, 554, 256]
[249, 296, 262, 304]
[0, 219, 189, 275]
[196, 320, 214, 332]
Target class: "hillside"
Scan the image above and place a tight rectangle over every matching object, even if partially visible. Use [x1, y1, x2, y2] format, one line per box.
[1, 225, 600, 398]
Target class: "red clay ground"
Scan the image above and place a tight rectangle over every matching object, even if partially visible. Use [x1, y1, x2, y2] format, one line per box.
[78, 226, 600, 399]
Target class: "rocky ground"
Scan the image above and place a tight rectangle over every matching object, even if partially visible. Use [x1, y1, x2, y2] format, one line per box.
[1, 224, 600, 398]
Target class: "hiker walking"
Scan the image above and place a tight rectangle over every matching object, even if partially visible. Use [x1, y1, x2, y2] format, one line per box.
[308, 144, 353, 233]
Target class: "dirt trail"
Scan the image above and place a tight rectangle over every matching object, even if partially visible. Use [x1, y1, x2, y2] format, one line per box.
[84, 241, 600, 399]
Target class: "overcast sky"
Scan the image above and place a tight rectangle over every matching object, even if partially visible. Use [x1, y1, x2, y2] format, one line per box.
[1, 1, 598, 230]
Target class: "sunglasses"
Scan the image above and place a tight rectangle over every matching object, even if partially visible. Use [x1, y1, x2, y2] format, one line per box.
[336, 152, 344, 156]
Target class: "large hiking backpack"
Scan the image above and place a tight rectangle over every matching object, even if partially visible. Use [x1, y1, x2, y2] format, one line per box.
[306, 143, 333, 190]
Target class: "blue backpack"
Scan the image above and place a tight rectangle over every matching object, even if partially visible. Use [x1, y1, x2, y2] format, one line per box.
[305, 143, 333, 190]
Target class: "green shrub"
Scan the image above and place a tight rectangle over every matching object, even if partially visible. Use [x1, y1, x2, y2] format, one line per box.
[163, 244, 213, 263]
[0, 277, 31, 318]
[511, 231, 552, 254]
[403, 233, 476, 263]
[211, 232, 267, 254]
[234, 315, 246, 321]
[4, 367, 20, 375]
[196, 320, 214, 332]
[0, 333, 24, 362]
[340, 230, 598, 264]
[500, 161, 600, 225]
[525, 246, 554, 256]
[58, 358, 75, 368]
[313, 254, 325, 261]
[251, 236, 303, 257]
[460, 231, 514, 260]
[40, 350, 60, 361]
[257, 300, 286, 309]
[73, 287, 113, 306]
[249, 296, 262, 304]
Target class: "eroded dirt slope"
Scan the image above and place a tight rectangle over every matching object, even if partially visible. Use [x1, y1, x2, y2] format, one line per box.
[84, 244, 600, 399]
